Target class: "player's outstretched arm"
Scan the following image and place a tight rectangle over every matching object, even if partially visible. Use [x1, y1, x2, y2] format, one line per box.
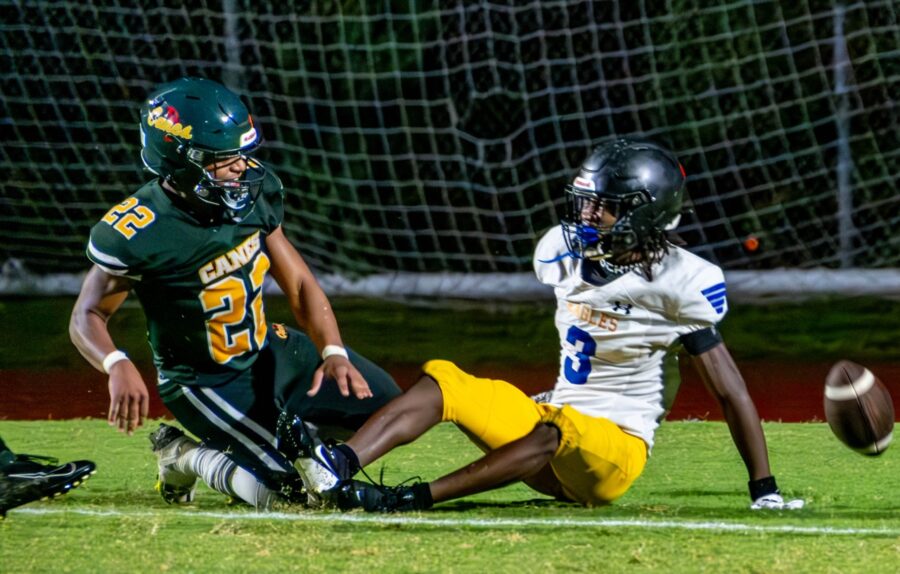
[691, 342, 803, 510]
[69, 266, 149, 435]
[265, 226, 372, 399]
[691, 342, 770, 478]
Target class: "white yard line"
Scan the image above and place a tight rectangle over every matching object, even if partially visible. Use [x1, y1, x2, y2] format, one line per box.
[16, 507, 900, 536]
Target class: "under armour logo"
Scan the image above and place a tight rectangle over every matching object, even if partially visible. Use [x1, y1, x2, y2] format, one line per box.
[611, 301, 633, 314]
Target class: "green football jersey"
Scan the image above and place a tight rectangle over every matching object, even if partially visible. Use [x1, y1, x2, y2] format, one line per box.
[87, 170, 284, 385]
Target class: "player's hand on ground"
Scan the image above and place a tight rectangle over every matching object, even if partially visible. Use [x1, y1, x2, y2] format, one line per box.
[107, 360, 149, 435]
[309, 356, 373, 399]
[750, 493, 805, 510]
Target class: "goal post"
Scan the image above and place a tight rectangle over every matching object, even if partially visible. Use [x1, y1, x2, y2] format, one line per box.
[1, 1, 896, 298]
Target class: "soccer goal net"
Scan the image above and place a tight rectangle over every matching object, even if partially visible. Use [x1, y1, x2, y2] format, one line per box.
[1, 1, 897, 299]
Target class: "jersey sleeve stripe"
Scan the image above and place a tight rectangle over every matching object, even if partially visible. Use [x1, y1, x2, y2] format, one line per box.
[700, 282, 726, 296]
[87, 239, 129, 270]
[700, 282, 728, 314]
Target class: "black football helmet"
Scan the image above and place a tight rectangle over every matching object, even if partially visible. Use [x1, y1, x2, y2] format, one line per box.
[139, 77, 265, 219]
[561, 138, 686, 272]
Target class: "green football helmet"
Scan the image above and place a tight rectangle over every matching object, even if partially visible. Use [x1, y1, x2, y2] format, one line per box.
[562, 138, 686, 272]
[139, 77, 265, 218]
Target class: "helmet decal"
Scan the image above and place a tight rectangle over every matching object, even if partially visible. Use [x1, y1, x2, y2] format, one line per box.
[239, 126, 258, 147]
[573, 176, 596, 190]
[147, 105, 193, 140]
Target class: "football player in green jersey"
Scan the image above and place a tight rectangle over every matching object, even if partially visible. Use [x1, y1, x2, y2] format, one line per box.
[70, 77, 401, 508]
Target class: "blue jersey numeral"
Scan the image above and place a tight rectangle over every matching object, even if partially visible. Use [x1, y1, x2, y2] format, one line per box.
[564, 325, 596, 385]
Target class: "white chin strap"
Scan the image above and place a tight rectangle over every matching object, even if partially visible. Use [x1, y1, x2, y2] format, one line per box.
[598, 257, 639, 276]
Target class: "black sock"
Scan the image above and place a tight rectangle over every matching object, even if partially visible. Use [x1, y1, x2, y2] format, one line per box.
[412, 482, 434, 509]
[333, 444, 361, 479]
[748, 475, 779, 500]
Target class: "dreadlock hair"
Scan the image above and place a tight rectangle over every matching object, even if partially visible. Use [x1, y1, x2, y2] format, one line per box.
[633, 228, 672, 281]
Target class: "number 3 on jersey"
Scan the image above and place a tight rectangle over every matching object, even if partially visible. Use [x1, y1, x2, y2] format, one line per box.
[564, 325, 596, 385]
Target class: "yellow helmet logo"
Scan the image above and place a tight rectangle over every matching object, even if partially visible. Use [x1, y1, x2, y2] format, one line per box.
[147, 105, 193, 140]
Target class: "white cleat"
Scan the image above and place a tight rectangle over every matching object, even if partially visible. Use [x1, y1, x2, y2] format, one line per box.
[276, 413, 343, 507]
[294, 447, 341, 507]
[149, 424, 198, 505]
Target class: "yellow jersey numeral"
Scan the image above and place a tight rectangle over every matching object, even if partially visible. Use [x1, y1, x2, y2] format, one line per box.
[102, 197, 156, 239]
[199, 252, 271, 364]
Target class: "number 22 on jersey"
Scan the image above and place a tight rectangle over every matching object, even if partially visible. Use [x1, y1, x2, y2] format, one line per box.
[199, 253, 270, 364]
[102, 197, 156, 239]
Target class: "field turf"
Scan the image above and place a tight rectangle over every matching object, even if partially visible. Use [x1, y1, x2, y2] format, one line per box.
[1, 419, 899, 573]
[1, 296, 899, 572]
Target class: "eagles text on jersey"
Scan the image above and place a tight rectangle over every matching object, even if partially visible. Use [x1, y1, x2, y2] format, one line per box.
[533, 226, 728, 451]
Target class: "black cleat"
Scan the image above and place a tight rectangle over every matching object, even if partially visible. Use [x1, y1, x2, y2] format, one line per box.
[325, 479, 433, 513]
[276, 413, 349, 506]
[277, 472, 312, 507]
[0, 454, 96, 518]
[275, 412, 318, 461]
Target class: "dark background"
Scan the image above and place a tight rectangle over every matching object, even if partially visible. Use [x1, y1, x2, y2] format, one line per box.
[2, 1, 896, 277]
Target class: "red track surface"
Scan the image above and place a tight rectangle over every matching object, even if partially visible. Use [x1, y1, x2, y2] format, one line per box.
[2, 362, 898, 422]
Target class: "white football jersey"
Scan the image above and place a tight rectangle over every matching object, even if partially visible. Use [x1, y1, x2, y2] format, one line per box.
[533, 226, 728, 451]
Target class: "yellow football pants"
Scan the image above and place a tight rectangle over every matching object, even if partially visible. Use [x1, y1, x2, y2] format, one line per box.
[423, 359, 648, 506]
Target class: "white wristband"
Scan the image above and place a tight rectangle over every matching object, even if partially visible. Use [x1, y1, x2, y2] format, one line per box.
[321, 345, 349, 361]
[102, 350, 130, 374]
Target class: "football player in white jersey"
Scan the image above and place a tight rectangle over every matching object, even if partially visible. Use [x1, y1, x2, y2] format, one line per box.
[282, 138, 803, 512]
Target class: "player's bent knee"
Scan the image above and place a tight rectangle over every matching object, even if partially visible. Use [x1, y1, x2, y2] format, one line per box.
[421, 360, 545, 451]
[421, 360, 469, 395]
[422, 360, 483, 424]
[412, 374, 439, 390]
[403, 375, 443, 409]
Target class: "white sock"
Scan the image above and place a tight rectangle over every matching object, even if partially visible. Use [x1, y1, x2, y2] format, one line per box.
[180, 447, 280, 510]
[229, 466, 281, 510]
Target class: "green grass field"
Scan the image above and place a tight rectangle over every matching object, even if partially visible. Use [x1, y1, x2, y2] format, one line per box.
[1, 420, 899, 573]
[2, 296, 899, 572]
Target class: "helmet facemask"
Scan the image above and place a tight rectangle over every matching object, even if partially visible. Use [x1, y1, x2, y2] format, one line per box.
[559, 138, 686, 278]
[185, 146, 267, 216]
[562, 186, 670, 276]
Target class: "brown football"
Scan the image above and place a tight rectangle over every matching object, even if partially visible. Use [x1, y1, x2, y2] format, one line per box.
[824, 360, 894, 455]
